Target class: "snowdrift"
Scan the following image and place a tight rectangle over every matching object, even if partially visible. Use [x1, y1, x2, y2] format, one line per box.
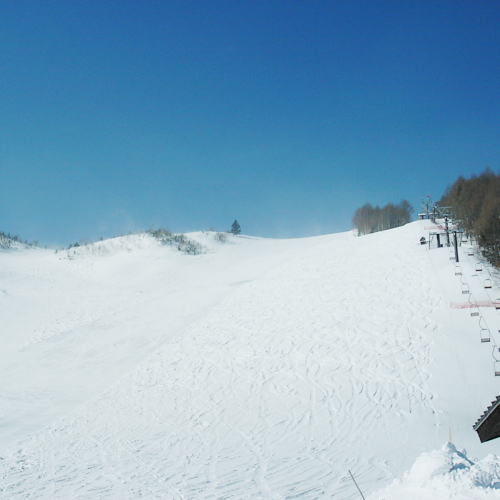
[369, 442, 499, 499]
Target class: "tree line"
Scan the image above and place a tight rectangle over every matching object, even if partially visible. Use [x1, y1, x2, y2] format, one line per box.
[352, 200, 413, 236]
[439, 169, 499, 266]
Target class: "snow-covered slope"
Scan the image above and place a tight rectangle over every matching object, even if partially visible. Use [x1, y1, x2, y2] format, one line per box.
[0, 222, 498, 498]
[0, 233, 31, 250]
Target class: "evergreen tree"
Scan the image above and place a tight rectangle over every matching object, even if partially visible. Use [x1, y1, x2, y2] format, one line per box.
[230, 220, 241, 235]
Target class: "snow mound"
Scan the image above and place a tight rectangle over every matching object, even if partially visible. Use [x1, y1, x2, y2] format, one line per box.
[64, 233, 161, 258]
[62, 230, 228, 259]
[369, 443, 500, 500]
[64, 230, 213, 259]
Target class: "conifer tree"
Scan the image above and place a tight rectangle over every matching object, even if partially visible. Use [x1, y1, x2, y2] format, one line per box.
[230, 220, 241, 235]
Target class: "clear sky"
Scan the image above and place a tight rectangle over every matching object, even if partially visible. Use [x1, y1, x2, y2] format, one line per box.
[1, 0, 499, 245]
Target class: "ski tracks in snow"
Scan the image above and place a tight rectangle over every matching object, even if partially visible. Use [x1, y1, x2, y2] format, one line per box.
[1, 228, 444, 499]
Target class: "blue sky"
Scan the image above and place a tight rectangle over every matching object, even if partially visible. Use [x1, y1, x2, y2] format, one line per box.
[1, 0, 498, 244]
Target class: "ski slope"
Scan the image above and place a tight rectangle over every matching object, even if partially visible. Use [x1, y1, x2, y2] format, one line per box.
[0, 221, 499, 498]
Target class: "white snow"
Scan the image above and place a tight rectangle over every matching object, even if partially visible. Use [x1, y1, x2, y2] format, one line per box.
[369, 442, 499, 499]
[0, 221, 499, 498]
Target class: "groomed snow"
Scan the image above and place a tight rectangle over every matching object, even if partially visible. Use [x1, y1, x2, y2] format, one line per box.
[0, 222, 498, 498]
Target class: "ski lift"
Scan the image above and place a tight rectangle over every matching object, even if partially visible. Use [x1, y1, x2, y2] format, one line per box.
[495, 299, 500, 310]
[476, 264, 483, 272]
[468, 250, 474, 256]
[454, 265, 462, 276]
[484, 279, 492, 289]
[493, 347, 500, 376]
[480, 328, 491, 343]
[469, 296, 480, 316]
[461, 284, 470, 295]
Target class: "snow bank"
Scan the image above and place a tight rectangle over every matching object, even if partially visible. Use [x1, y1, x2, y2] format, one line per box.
[369, 443, 500, 500]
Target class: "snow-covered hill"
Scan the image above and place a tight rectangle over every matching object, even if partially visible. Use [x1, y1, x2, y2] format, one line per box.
[0, 232, 32, 251]
[0, 222, 498, 498]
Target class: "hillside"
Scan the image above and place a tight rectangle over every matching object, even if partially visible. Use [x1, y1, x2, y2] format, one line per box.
[0, 232, 32, 250]
[0, 222, 498, 498]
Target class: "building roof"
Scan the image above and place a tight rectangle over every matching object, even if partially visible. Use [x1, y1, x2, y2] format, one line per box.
[473, 395, 500, 443]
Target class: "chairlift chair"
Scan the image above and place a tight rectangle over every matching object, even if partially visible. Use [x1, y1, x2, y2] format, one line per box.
[469, 295, 479, 315]
[476, 265, 483, 272]
[480, 328, 491, 343]
[484, 279, 492, 289]
[492, 347, 500, 376]
[461, 285, 470, 295]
